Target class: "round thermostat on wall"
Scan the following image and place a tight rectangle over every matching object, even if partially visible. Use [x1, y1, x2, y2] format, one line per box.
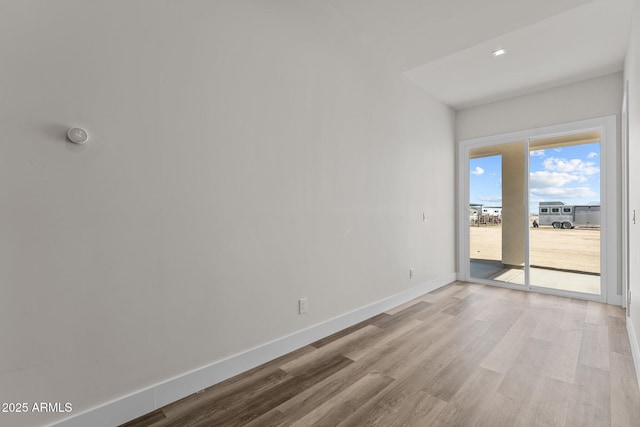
[67, 127, 89, 144]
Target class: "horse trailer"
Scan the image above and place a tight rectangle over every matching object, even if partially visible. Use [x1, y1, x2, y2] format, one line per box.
[538, 202, 600, 229]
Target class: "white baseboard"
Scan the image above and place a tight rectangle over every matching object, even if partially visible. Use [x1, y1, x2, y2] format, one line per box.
[627, 316, 640, 390]
[50, 272, 456, 427]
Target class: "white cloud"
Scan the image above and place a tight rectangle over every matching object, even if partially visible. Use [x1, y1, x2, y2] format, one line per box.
[588, 152, 598, 159]
[530, 171, 586, 188]
[530, 150, 545, 157]
[471, 166, 484, 176]
[531, 187, 596, 198]
[478, 196, 502, 202]
[543, 157, 599, 175]
[529, 155, 599, 201]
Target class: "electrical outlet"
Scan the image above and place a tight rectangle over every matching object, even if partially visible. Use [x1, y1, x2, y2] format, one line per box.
[409, 269, 415, 279]
[299, 298, 308, 314]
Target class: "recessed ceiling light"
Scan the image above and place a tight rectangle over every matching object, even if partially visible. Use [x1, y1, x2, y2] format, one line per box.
[492, 48, 507, 57]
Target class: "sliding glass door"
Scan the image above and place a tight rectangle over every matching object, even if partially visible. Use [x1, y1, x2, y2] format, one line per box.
[464, 129, 603, 300]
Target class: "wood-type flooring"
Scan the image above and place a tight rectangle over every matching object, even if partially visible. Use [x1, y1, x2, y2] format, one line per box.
[121, 281, 640, 426]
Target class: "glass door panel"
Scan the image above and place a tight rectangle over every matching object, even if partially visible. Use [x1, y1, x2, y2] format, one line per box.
[528, 133, 602, 295]
[469, 141, 526, 286]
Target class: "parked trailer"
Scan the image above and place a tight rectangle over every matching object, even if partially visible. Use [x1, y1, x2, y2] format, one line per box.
[538, 202, 600, 229]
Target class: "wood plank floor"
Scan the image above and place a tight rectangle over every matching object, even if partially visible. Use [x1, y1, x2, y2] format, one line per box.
[121, 282, 640, 427]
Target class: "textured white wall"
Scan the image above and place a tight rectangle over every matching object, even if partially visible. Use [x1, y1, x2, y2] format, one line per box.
[0, 1, 455, 425]
[456, 72, 623, 141]
[624, 0, 640, 366]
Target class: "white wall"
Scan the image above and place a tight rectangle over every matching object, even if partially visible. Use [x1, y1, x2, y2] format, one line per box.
[0, 1, 455, 426]
[624, 0, 640, 377]
[456, 72, 623, 141]
[456, 72, 623, 300]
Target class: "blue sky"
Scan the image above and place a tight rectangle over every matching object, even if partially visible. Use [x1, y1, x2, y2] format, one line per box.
[470, 142, 601, 214]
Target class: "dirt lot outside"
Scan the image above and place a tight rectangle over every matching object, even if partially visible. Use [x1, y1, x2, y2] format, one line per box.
[470, 225, 600, 274]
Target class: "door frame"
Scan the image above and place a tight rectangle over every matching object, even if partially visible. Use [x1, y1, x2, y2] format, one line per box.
[622, 80, 630, 313]
[457, 115, 619, 304]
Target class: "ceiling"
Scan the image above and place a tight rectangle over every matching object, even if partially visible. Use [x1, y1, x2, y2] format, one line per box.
[327, 0, 633, 110]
